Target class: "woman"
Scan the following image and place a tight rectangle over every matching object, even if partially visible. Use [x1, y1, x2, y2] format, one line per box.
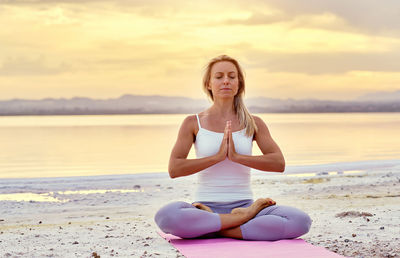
[155, 55, 311, 240]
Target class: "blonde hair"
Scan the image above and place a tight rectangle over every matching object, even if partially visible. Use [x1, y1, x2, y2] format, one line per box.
[202, 55, 258, 137]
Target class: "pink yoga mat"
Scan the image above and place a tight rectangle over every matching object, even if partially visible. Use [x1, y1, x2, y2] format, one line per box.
[158, 232, 344, 258]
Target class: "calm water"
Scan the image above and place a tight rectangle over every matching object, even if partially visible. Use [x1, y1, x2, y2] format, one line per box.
[0, 113, 399, 178]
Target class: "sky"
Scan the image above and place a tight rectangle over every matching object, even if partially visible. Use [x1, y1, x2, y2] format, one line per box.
[1, 0, 400, 100]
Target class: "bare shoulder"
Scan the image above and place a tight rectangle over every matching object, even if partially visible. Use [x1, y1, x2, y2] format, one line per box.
[183, 114, 197, 123]
[181, 114, 197, 130]
[170, 115, 197, 159]
[252, 115, 268, 129]
[252, 115, 271, 139]
[178, 115, 198, 138]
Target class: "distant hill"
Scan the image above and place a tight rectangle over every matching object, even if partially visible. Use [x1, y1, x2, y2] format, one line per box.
[0, 93, 399, 115]
[356, 90, 400, 102]
[0, 95, 209, 115]
[246, 97, 400, 113]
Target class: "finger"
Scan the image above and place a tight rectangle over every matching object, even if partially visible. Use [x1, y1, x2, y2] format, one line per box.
[228, 127, 235, 153]
[227, 120, 232, 132]
[225, 121, 230, 131]
[224, 125, 229, 136]
[228, 127, 233, 149]
[228, 121, 233, 138]
[224, 121, 230, 137]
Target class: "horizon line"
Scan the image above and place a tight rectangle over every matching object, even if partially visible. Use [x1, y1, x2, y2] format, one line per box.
[0, 93, 397, 103]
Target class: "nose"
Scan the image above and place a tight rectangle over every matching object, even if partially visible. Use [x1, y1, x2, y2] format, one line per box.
[223, 76, 229, 84]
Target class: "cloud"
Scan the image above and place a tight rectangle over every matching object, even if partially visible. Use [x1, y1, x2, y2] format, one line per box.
[0, 56, 71, 76]
[261, 0, 400, 36]
[220, 10, 287, 26]
[4, 0, 399, 37]
[1, 0, 399, 100]
[0, 0, 182, 9]
[245, 51, 400, 74]
[0, 0, 104, 3]
[215, 10, 354, 37]
[210, 0, 400, 38]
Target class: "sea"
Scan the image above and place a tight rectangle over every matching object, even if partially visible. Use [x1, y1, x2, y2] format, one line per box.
[0, 113, 399, 179]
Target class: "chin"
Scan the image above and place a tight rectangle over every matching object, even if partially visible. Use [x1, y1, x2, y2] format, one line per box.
[217, 94, 235, 99]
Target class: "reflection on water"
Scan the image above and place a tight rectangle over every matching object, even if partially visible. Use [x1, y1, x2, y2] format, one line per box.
[0, 193, 67, 203]
[0, 188, 147, 202]
[286, 170, 365, 177]
[54, 189, 144, 195]
[0, 113, 399, 178]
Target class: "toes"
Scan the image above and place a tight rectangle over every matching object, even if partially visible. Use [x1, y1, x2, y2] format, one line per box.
[264, 198, 276, 206]
[193, 203, 212, 212]
[193, 203, 205, 210]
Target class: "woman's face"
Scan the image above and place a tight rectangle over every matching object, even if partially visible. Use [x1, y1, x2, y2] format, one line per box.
[208, 61, 239, 99]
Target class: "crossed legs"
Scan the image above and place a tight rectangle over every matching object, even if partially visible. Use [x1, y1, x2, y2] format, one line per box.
[193, 198, 276, 239]
[154, 199, 311, 240]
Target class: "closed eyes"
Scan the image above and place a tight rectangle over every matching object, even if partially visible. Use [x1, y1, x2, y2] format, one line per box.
[216, 76, 236, 79]
[215, 72, 236, 79]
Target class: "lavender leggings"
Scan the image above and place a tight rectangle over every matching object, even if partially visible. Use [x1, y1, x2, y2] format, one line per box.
[155, 199, 312, 240]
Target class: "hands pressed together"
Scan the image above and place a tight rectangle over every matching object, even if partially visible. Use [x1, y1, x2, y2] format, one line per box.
[216, 120, 238, 162]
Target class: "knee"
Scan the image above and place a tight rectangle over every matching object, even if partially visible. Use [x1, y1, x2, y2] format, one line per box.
[299, 212, 312, 234]
[154, 201, 192, 235]
[291, 211, 312, 237]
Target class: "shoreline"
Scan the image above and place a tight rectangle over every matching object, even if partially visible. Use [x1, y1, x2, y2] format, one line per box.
[0, 158, 398, 181]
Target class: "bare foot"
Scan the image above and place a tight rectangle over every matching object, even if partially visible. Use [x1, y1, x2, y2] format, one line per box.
[231, 198, 276, 220]
[192, 202, 212, 212]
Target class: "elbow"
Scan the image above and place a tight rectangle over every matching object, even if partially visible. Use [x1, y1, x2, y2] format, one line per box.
[277, 158, 285, 173]
[168, 160, 176, 179]
[169, 173, 178, 179]
[168, 168, 177, 179]
[168, 159, 185, 179]
[168, 166, 180, 179]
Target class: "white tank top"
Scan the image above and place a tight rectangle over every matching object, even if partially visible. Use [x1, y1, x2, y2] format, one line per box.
[194, 114, 254, 202]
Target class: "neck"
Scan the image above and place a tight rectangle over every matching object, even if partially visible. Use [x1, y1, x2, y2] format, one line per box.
[208, 97, 236, 118]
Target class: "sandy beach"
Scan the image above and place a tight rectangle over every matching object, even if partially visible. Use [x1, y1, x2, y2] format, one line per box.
[1, 164, 399, 258]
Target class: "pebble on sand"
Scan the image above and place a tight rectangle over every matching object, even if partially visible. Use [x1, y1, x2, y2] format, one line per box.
[92, 252, 100, 258]
[335, 211, 373, 218]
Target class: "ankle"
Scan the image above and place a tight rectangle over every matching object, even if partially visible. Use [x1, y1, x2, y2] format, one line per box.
[219, 227, 243, 239]
[234, 212, 251, 224]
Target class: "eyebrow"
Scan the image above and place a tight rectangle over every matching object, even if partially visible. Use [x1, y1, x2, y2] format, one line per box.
[214, 71, 236, 75]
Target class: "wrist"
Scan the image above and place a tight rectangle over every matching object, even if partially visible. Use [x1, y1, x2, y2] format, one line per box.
[214, 153, 224, 163]
[231, 152, 240, 163]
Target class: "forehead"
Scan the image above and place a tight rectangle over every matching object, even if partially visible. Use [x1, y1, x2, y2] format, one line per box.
[211, 61, 237, 74]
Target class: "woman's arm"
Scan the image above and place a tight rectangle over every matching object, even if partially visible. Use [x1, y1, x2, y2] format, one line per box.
[168, 115, 228, 178]
[229, 116, 285, 173]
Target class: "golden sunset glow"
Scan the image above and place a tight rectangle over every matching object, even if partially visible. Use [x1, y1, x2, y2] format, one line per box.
[1, 0, 399, 100]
